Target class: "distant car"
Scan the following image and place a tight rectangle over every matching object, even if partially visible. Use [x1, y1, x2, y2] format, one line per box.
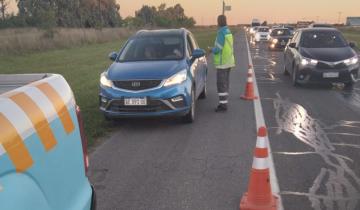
[308, 23, 334, 28]
[249, 26, 259, 35]
[269, 28, 293, 50]
[99, 29, 208, 123]
[284, 28, 359, 87]
[284, 25, 295, 34]
[254, 26, 270, 42]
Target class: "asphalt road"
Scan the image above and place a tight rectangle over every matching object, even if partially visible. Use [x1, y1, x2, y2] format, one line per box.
[88, 30, 257, 210]
[88, 29, 360, 210]
[249, 32, 360, 210]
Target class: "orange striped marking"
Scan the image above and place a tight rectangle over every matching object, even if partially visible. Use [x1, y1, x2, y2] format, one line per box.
[10, 92, 57, 151]
[0, 113, 33, 172]
[35, 83, 75, 134]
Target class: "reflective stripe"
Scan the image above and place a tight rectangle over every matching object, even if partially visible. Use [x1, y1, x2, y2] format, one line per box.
[216, 63, 235, 69]
[10, 92, 57, 151]
[215, 42, 223, 49]
[0, 98, 35, 140]
[218, 92, 229, 96]
[256, 136, 267, 149]
[0, 113, 33, 172]
[247, 77, 253, 82]
[219, 100, 228, 104]
[35, 83, 75, 134]
[252, 157, 269, 170]
[0, 144, 5, 156]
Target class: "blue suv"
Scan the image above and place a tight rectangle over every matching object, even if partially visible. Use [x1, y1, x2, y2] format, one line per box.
[99, 29, 208, 123]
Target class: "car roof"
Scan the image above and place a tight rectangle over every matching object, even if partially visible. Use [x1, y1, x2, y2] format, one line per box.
[135, 28, 188, 38]
[298, 28, 340, 33]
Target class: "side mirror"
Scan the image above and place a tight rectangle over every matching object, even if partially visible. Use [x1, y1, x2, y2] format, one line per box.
[288, 43, 297, 48]
[349, 42, 356, 49]
[108, 52, 118, 61]
[191, 49, 206, 59]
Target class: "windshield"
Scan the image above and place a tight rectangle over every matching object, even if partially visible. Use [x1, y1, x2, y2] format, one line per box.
[252, 22, 261, 27]
[258, 28, 269, 32]
[301, 31, 348, 48]
[271, 29, 291, 36]
[119, 35, 184, 62]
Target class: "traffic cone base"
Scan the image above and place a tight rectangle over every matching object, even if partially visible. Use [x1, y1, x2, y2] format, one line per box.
[240, 193, 278, 210]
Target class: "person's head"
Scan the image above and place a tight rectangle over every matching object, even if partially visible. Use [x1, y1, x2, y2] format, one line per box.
[144, 45, 155, 59]
[217, 15, 227, 27]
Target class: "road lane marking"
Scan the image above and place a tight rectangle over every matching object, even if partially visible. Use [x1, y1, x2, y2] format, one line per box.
[244, 32, 284, 210]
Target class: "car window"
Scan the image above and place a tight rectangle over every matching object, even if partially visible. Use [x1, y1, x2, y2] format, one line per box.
[271, 29, 291, 36]
[258, 28, 269, 32]
[300, 31, 348, 48]
[187, 34, 194, 56]
[119, 35, 184, 62]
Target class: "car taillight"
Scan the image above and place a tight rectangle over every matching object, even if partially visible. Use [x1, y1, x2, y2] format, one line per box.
[76, 105, 89, 173]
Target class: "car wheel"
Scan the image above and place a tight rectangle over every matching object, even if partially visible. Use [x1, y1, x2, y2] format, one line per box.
[183, 89, 195, 123]
[292, 66, 299, 87]
[199, 80, 207, 99]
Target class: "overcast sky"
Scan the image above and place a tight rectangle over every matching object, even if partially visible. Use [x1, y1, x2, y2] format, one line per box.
[7, 0, 360, 25]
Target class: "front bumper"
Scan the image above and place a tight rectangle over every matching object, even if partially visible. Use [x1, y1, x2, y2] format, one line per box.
[296, 65, 359, 85]
[99, 80, 192, 118]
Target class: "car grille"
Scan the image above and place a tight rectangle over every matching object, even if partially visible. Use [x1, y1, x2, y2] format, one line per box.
[108, 99, 172, 113]
[113, 80, 162, 91]
[261, 35, 267, 38]
[317, 62, 346, 70]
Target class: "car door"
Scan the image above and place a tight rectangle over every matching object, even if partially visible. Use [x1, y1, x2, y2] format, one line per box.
[189, 33, 206, 94]
[186, 34, 201, 97]
[285, 31, 300, 71]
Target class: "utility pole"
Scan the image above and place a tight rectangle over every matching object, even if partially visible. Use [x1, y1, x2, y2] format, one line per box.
[222, 0, 225, 15]
[338, 11, 342, 24]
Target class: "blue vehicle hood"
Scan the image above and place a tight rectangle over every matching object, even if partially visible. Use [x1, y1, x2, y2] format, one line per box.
[107, 60, 186, 80]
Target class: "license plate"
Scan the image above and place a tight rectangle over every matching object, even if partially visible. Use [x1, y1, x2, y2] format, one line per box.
[124, 98, 147, 106]
[323, 72, 339, 78]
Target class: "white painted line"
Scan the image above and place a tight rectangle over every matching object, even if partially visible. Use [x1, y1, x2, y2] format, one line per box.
[245, 32, 284, 210]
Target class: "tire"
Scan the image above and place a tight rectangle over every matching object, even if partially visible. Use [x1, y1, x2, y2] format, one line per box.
[183, 89, 195, 123]
[292, 65, 299, 87]
[199, 80, 207, 99]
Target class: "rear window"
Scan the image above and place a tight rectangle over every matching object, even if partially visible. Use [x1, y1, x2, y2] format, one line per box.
[258, 28, 269, 32]
[271, 29, 291, 36]
[300, 31, 348, 48]
[119, 35, 184, 62]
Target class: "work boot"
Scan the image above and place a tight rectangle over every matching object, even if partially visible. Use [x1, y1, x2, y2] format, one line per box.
[215, 104, 228, 112]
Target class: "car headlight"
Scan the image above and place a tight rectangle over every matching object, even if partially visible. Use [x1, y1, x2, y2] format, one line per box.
[100, 73, 113, 88]
[272, 39, 278, 44]
[301, 58, 318, 66]
[344, 56, 359, 66]
[164, 70, 187, 87]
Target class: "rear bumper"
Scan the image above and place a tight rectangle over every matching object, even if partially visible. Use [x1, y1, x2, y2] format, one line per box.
[296, 65, 359, 84]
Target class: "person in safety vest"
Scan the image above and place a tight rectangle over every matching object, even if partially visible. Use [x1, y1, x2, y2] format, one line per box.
[209, 15, 236, 112]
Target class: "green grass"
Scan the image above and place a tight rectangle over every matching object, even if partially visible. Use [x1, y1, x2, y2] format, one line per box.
[0, 28, 219, 147]
[340, 28, 360, 48]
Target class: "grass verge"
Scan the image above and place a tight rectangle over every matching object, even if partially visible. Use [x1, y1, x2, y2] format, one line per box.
[0, 27, 218, 146]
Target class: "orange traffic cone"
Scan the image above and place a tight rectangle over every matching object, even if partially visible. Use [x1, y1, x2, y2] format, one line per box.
[240, 127, 278, 210]
[241, 66, 258, 100]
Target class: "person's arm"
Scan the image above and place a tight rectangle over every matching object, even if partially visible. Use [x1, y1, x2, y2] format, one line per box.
[212, 31, 225, 54]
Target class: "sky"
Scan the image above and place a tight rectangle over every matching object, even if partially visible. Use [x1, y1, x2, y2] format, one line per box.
[7, 0, 360, 25]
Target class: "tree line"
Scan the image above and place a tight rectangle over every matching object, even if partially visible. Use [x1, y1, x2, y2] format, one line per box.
[0, 1, 196, 29]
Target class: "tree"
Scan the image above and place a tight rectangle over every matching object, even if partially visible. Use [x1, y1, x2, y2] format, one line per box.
[135, 5, 157, 26]
[0, 0, 9, 20]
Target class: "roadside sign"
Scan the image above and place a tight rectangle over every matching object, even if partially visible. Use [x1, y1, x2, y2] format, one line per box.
[225, 5, 232, 11]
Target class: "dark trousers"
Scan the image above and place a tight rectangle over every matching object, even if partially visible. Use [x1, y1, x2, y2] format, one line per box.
[216, 68, 231, 104]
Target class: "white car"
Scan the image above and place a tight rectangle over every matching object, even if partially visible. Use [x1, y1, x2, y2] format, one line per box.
[249, 26, 258, 35]
[254, 26, 270, 42]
